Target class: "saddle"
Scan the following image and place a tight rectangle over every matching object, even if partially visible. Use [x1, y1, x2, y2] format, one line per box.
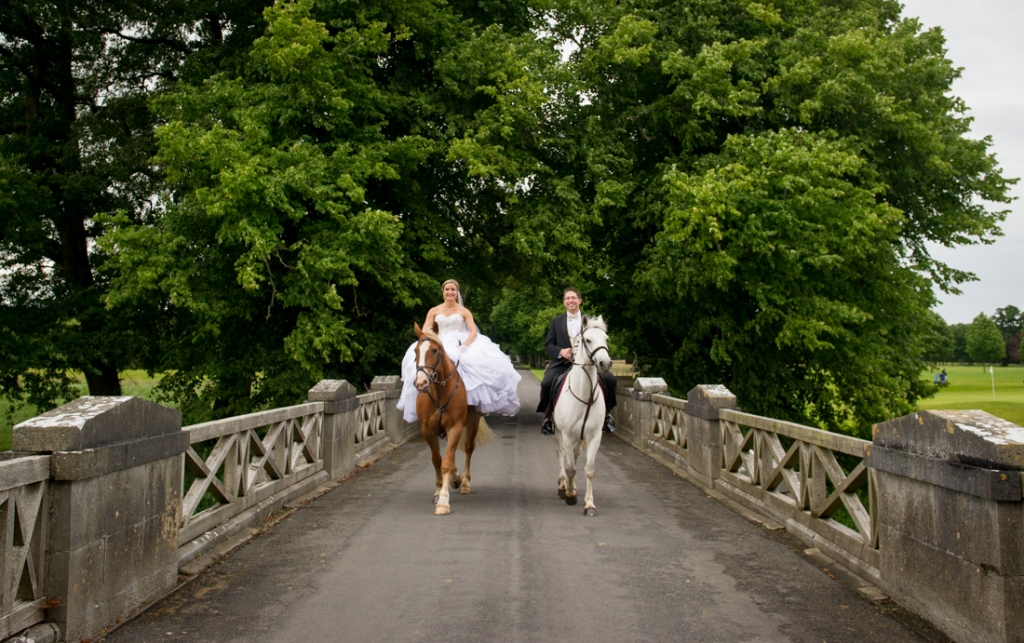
[550, 370, 607, 408]
[550, 372, 569, 407]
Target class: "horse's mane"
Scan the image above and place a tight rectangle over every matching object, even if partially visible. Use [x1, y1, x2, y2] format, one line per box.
[585, 315, 607, 334]
[421, 328, 443, 346]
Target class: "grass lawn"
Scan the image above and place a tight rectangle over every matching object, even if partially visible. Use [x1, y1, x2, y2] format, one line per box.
[0, 371, 165, 451]
[919, 364, 1024, 426]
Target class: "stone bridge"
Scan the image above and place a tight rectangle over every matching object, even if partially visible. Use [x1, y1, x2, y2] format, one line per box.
[2, 372, 1022, 643]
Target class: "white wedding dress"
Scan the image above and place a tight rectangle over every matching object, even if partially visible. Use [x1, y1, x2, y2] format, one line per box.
[396, 313, 521, 423]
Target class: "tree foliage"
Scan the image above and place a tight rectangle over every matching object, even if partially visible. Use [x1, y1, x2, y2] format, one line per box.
[0, 0, 272, 411]
[966, 313, 1006, 366]
[4, 0, 1015, 434]
[102, 0, 581, 420]
[993, 305, 1022, 337]
[550, 0, 1013, 435]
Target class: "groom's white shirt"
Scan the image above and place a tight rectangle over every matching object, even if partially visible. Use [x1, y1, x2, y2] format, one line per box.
[567, 313, 582, 339]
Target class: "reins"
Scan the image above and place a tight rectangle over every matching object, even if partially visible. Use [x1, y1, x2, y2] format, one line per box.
[565, 326, 611, 441]
[415, 337, 462, 436]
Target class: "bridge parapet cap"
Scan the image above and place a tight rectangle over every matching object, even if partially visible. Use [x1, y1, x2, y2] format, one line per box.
[633, 378, 668, 394]
[370, 375, 402, 391]
[13, 396, 181, 453]
[873, 410, 1024, 470]
[308, 379, 357, 402]
[687, 385, 738, 409]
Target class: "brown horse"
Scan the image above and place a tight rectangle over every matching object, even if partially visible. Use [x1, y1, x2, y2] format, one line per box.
[412, 322, 488, 515]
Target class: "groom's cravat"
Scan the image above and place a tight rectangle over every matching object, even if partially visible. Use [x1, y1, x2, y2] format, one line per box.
[566, 313, 582, 339]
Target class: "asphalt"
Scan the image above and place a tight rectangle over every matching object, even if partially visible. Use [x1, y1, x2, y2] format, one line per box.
[102, 370, 929, 643]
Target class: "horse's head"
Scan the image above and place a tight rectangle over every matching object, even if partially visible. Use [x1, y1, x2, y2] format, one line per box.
[575, 315, 612, 373]
[413, 322, 448, 392]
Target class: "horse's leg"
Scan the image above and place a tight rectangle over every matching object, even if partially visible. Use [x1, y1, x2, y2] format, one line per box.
[461, 409, 481, 495]
[435, 421, 463, 516]
[563, 430, 579, 506]
[583, 429, 603, 517]
[422, 422, 444, 504]
[553, 415, 569, 498]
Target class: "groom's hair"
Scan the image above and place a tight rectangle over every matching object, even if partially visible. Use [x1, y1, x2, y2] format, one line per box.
[563, 287, 582, 299]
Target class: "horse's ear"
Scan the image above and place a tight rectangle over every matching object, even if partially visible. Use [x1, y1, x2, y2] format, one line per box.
[582, 314, 589, 328]
[414, 322, 424, 338]
[431, 322, 439, 334]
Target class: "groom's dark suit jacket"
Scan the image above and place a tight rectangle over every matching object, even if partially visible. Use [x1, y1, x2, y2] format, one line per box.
[544, 313, 574, 367]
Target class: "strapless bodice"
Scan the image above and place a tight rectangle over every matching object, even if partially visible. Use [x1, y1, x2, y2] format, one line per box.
[435, 313, 468, 337]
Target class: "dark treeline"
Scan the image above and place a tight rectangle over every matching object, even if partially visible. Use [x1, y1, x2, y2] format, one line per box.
[925, 306, 1023, 365]
[1, 0, 1015, 436]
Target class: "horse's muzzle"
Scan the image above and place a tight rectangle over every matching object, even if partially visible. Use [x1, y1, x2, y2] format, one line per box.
[596, 358, 613, 373]
[415, 374, 430, 391]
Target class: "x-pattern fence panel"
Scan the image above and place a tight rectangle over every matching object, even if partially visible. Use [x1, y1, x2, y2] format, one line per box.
[718, 409, 879, 569]
[0, 456, 50, 639]
[181, 403, 324, 542]
[651, 395, 688, 460]
[355, 391, 386, 451]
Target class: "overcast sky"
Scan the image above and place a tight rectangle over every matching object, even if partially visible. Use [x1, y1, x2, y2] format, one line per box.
[898, 0, 1023, 323]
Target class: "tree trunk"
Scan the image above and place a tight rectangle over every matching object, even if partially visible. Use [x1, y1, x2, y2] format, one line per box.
[85, 363, 122, 396]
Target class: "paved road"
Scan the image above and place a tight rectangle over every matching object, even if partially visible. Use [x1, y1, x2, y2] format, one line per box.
[104, 373, 926, 643]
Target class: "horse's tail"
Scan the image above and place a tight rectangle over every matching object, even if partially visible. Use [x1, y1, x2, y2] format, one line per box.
[458, 416, 494, 451]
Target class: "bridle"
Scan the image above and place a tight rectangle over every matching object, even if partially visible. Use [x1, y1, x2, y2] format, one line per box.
[415, 337, 462, 436]
[565, 322, 611, 440]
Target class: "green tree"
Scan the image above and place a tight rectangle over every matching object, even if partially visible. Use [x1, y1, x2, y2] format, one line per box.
[966, 313, 1006, 367]
[949, 323, 970, 363]
[103, 0, 575, 420]
[551, 0, 1014, 435]
[0, 0, 272, 411]
[993, 305, 1023, 339]
[992, 305, 1022, 364]
[922, 312, 953, 364]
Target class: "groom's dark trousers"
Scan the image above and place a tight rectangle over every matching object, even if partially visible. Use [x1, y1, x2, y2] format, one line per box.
[536, 313, 617, 414]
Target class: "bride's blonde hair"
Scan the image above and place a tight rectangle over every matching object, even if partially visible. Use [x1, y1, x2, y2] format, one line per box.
[441, 279, 459, 294]
[441, 279, 462, 305]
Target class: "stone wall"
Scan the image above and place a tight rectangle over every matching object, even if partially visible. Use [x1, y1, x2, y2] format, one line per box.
[7, 377, 415, 643]
[613, 380, 1024, 643]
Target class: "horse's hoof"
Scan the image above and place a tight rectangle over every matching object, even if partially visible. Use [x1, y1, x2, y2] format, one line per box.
[565, 495, 578, 506]
[584, 508, 597, 517]
[558, 489, 567, 500]
[434, 504, 451, 516]
[459, 484, 471, 495]
[432, 494, 440, 504]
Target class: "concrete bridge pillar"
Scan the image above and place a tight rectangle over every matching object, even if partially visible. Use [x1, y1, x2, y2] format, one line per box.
[308, 380, 359, 481]
[684, 385, 738, 490]
[629, 378, 669, 449]
[371, 375, 407, 446]
[870, 410, 1024, 643]
[13, 397, 187, 643]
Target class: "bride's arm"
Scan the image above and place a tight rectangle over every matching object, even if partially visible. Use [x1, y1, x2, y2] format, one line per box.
[462, 309, 479, 346]
[423, 306, 437, 332]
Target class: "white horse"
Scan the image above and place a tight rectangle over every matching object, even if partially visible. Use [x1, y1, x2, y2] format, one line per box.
[552, 315, 613, 516]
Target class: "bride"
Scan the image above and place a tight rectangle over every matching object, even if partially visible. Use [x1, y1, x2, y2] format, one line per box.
[397, 279, 521, 423]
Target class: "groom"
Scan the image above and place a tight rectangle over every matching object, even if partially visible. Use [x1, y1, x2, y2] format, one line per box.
[537, 287, 617, 435]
